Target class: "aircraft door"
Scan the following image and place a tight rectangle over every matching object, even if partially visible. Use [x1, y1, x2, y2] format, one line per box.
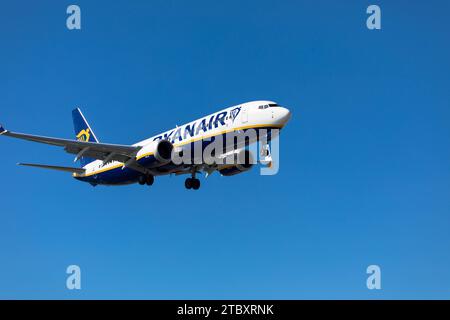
[241, 107, 248, 124]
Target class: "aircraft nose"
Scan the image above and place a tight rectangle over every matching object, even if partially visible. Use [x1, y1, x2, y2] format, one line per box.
[277, 107, 291, 125]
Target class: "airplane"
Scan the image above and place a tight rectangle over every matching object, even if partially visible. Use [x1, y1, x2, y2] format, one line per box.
[0, 101, 291, 189]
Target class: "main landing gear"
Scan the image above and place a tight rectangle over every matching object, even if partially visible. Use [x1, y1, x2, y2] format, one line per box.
[185, 169, 201, 190]
[138, 175, 154, 186]
[185, 177, 200, 190]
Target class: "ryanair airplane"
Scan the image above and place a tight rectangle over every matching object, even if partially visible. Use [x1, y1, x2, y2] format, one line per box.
[0, 101, 291, 189]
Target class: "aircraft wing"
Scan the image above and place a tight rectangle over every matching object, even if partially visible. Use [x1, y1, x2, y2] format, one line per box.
[0, 125, 141, 164]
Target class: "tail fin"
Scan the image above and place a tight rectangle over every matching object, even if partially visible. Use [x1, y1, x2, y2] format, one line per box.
[72, 108, 99, 167]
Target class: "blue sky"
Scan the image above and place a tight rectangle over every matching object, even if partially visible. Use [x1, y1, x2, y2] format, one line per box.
[0, 0, 449, 299]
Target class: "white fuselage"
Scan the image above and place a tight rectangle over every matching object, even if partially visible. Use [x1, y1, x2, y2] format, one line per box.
[82, 100, 291, 176]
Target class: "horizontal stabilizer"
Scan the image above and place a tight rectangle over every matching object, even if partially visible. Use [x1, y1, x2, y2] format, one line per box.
[17, 163, 86, 174]
[0, 124, 6, 135]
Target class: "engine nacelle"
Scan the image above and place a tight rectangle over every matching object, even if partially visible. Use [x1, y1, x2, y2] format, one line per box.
[137, 139, 174, 165]
[218, 149, 254, 176]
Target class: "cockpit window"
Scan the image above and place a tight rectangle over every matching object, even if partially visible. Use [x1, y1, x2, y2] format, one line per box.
[258, 103, 280, 109]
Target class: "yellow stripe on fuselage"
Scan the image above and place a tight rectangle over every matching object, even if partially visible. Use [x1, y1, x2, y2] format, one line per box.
[75, 124, 282, 178]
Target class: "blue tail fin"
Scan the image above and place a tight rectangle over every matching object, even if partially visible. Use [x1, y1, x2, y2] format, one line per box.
[72, 108, 99, 167]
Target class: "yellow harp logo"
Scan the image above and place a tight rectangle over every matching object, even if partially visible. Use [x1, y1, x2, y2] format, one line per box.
[76, 128, 90, 142]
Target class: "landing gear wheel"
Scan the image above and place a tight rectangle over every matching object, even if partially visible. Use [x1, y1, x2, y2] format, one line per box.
[146, 175, 154, 186]
[185, 178, 193, 189]
[138, 175, 146, 185]
[192, 178, 200, 190]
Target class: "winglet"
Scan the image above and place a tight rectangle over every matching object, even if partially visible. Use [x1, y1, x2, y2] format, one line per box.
[0, 124, 6, 135]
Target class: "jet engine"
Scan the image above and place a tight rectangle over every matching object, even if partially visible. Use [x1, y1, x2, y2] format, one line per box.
[137, 139, 174, 165]
[218, 149, 254, 176]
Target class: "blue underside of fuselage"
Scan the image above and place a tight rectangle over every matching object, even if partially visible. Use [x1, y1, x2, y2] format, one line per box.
[74, 127, 278, 186]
